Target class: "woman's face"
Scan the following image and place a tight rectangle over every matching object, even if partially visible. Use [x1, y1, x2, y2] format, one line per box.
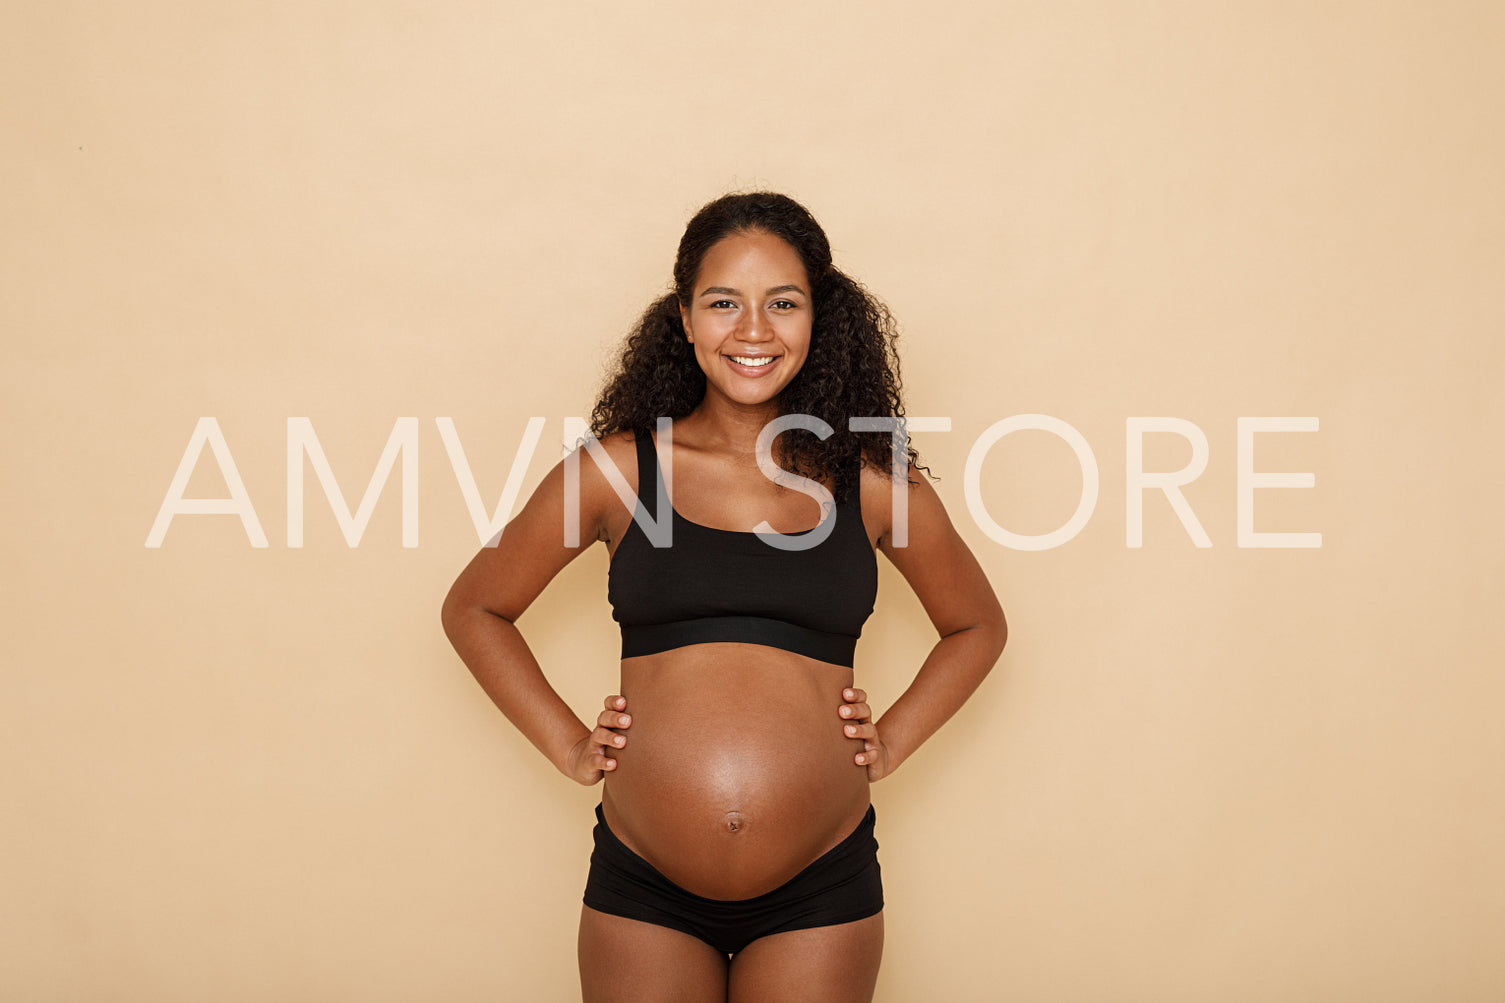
[680, 230, 812, 410]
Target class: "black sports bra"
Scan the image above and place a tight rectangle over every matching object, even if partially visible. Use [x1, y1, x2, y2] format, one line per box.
[607, 433, 878, 667]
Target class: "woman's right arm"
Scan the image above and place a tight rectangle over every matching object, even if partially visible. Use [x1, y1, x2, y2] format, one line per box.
[440, 442, 632, 785]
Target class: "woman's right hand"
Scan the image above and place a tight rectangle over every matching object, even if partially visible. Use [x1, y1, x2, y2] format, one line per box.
[565, 695, 632, 785]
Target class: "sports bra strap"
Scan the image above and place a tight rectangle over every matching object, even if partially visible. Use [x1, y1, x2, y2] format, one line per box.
[634, 431, 659, 521]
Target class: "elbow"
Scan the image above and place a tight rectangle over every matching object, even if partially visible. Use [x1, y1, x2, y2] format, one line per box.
[941, 604, 1008, 675]
[441, 582, 517, 645]
[440, 583, 471, 644]
[986, 602, 1009, 665]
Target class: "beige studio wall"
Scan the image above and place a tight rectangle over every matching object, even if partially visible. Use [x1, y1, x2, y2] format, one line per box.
[4, 1, 1503, 1000]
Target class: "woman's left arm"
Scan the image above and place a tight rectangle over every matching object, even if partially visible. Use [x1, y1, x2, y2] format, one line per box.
[842, 468, 1007, 780]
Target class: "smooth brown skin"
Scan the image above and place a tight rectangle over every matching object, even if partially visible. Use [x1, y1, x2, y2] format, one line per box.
[442, 231, 1007, 1001]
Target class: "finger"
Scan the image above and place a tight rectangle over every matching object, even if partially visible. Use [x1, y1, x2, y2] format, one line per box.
[593, 749, 618, 772]
[603, 694, 627, 712]
[838, 701, 872, 721]
[843, 688, 867, 704]
[842, 722, 877, 740]
[590, 726, 627, 749]
[596, 708, 632, 729]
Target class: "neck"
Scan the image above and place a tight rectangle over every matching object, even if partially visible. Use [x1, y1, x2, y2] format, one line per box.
[681, 394, 782, 455]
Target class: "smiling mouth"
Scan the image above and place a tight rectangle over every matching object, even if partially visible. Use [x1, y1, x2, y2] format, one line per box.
[726, 355, 777, 367]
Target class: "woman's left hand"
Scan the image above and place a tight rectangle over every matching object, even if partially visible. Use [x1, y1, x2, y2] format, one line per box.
[839, 687, 893, 781]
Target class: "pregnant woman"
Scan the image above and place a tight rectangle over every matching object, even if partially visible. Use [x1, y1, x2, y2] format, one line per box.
[442, 192, 1006, 1002]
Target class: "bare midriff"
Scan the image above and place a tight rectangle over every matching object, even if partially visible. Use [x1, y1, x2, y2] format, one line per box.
[601, 641, 871, 901]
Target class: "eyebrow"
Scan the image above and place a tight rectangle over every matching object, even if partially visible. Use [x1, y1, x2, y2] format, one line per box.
[698, 284, 808, 297]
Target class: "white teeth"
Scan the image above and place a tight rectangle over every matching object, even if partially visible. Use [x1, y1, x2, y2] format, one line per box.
[730, 356, 775, 367]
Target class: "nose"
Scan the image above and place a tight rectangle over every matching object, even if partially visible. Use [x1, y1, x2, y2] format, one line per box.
[740, 306, 773, 343]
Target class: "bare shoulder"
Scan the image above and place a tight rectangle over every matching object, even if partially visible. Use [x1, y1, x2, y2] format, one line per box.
[544, 429, 638, 487]
[858, 461, 894, 525]
[483, 429, 638, 549]
[442, 432, 643, 622]
[569, 429, 642, 545]
[870, 459, 1002, 638]
[589, 428, 641, 463]
[859, 458, 950, 548]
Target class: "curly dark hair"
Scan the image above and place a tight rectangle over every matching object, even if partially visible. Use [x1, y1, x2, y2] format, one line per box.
[589, 191, 921, 502]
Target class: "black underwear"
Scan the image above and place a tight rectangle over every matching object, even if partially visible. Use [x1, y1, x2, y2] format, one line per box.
[581, 803, 883, 955]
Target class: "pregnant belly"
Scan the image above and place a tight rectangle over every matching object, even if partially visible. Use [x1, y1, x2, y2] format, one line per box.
[602, 643, 871, 900]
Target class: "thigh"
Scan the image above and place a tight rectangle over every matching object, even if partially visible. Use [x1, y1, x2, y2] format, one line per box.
[578, 905, 729, 1003]
[727, 911, 884, 1003]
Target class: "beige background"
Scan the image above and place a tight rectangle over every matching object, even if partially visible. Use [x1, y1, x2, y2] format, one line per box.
[5, 1, 1503, 1000]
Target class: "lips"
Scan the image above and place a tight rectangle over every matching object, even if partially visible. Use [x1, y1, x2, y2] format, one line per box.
[724, 354, 780, 376]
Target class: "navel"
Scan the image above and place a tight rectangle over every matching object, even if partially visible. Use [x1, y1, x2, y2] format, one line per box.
[723, 810, 747, 834]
